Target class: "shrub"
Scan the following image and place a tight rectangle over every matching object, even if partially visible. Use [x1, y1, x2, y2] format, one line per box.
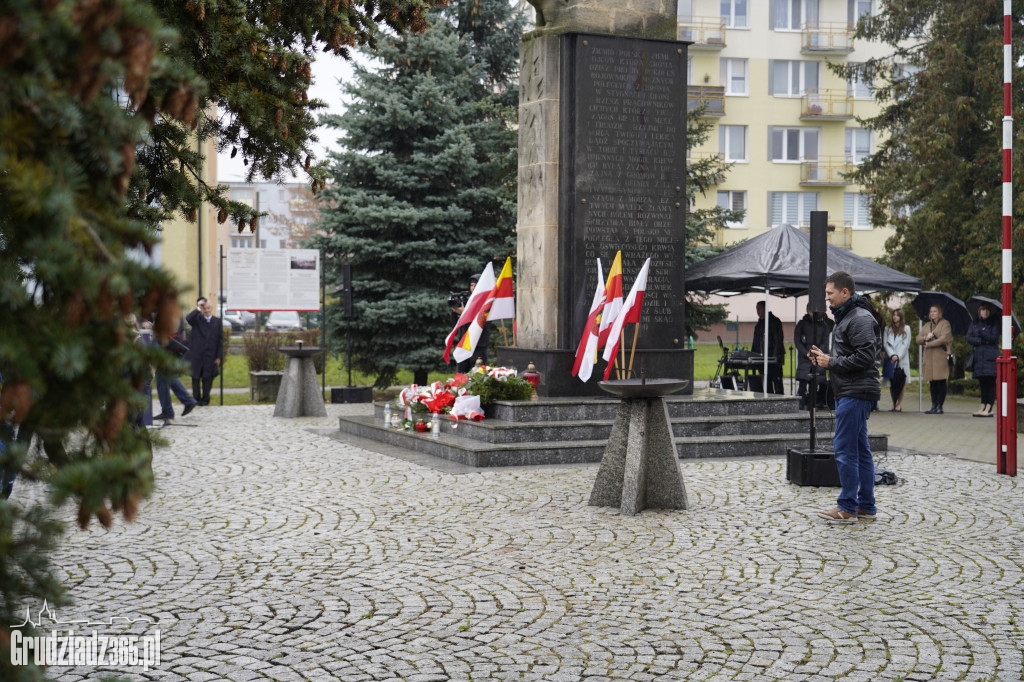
[242, 332, 286, 372]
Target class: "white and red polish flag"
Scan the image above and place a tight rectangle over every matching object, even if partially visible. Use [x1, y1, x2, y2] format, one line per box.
[602, 257, 651, 381]
[596, 251, 623, 349]
[443, 262, 495, 364]
[571, 259, 605, 382]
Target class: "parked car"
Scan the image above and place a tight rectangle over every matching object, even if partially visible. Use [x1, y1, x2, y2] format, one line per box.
[265, 310, 304, 332]
[223, 309, 256, 332]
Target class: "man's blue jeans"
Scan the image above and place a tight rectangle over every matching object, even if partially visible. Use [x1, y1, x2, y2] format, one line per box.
[833, 396, 876, 515]
[156, 373, 197, 417]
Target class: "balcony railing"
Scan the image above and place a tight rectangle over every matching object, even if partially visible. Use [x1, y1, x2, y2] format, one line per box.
[678, 16, 726, 48]
[802, 21, 854, 53]
[800, 155, 854, 185]
[800, 89, 854, 119]
[687, 85, 725, 116]
[800, 223, 853, 248]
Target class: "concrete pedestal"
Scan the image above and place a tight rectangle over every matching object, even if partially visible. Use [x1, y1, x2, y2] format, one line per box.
[274, 347, 327, 418]
[589, 380, 688, 515]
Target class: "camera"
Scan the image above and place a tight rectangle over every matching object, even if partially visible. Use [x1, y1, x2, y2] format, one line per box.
[448, 290, 470, 310]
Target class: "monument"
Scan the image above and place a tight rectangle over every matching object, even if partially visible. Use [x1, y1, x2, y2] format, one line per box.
[498, 0, 694, 396]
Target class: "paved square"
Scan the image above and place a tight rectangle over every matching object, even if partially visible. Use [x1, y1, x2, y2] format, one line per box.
[24, 405, 1024, 680]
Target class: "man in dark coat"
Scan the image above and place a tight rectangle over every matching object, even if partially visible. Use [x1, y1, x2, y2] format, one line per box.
[752, 301, 785, 394]
[185, 297, 223, 406]
[794, 304, 832, 409]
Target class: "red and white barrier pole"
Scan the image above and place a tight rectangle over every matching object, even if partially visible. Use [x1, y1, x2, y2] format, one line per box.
[998, 0, 1017, 476]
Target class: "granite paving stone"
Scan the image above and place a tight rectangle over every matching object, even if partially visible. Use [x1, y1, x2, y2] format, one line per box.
[5, 401, 1016, 681]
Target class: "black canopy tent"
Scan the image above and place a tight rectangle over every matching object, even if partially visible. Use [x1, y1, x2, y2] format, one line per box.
[685, 224, 923, 391]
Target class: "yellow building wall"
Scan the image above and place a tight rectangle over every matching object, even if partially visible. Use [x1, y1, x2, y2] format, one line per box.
[684, 0, 898, 258]
[158, 135, 221, 307]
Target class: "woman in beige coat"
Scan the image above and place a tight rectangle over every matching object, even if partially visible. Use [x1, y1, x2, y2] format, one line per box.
[916, 304, 953, 414]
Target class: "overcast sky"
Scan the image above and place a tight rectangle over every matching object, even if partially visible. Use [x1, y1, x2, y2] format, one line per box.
[216, 52, 360, 183]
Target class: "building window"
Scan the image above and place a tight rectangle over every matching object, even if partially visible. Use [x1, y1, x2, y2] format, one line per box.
[720, 58, 748, 96]
[769, 191, 819, 226]
[845, 128, 871, 164]
[773, 0, 819, 31]
[771, 60, 820, 97]
[848, 62, 873, 99]
[717, 190, 747, 227]
[719, 125, 748, 162]
[848, 0, 872, 25]
[231, 237, 253, 248]
[770, 127, 819, 162]
[721, 0, 747, 28]
[844, 192, 872, 229]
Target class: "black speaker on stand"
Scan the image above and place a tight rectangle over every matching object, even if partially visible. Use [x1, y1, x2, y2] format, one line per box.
[787, 211, 840, 486]
[332, 263, 373, 403]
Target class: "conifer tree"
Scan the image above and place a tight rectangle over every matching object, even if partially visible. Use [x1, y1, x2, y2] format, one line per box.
[314, 0, 525, 387]
[0, 1, 443, 677]
[839, 0, 1024, 299]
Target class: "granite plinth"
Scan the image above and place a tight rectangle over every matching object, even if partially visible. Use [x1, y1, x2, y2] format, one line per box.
[274, 349, 327, 418]
[589, 396, 688, 515]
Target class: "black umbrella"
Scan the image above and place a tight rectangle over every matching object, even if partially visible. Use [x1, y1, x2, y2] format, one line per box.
[967, 295, 1021, 335]
[911, 291, 971, 335]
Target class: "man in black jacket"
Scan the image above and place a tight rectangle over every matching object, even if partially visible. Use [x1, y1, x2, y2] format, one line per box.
[809, 271, 881, 524]
[752, 301, 785, 394]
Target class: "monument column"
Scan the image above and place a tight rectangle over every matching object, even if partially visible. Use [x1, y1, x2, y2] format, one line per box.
[502, 0, 693, 397]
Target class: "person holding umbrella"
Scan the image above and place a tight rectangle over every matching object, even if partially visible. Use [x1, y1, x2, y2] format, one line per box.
[966, 303, 999, 417]
[883, 309, 911, 412]
[916, 305, 953, 414]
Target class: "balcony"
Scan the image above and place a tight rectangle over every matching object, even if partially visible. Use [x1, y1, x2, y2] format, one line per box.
[800, 89, 854, 119]
[802, 22, 855, 53]
[678, 16, 726, 49]
[800, 155, 854, 185]
[687, 85, 725, 116]
[800, 223, 853, 248]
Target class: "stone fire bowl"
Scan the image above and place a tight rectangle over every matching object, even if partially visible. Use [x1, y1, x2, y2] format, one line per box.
[598, 378, 690, 399]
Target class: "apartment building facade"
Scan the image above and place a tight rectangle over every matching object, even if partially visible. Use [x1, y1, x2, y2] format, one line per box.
[681, 0, 896, 257]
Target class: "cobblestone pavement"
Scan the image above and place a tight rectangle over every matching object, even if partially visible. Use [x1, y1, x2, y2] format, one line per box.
[21, 404, 1023, 681]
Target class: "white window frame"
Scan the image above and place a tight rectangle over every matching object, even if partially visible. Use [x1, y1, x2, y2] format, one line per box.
[717, 190, 748, 227]
[847, 62, 873, 99]
[721, 0, 748, 28]
[770, 126, 819, 163]
[771, 60, 820, 97]
[719, 125, 748, 162]
[769, 191, 819, 227]
[848, 0, 872, 25]
[845, 128, 871, 164]
[720, 58, 748, 96]
[773, 0, 819, 31]
[844, 192, 872, 230]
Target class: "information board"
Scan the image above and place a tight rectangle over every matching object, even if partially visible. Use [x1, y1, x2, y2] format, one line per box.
[225, 248, 320, 311]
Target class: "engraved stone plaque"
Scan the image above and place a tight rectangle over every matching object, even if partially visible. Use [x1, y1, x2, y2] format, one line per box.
[559, 33, 688, 350]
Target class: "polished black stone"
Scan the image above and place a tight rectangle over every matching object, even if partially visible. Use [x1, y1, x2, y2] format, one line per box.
[559, 33, 689, 351]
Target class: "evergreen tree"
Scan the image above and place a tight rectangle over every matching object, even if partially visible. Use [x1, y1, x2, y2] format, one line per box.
[839, 0, 1024, 299]
[313, 0, 524, 387]
[0, 1, 442, 677]
[685, 107, 743, 338]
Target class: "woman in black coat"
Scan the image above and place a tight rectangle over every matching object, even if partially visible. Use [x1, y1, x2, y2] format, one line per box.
[966, 303, 999, 417]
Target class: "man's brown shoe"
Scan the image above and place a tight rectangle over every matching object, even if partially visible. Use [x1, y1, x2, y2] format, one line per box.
[817, 507, 857, 524]
[856, 508, 877, 520]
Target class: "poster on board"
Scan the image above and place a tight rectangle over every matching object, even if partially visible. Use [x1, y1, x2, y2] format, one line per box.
[226, 248, 320, 311]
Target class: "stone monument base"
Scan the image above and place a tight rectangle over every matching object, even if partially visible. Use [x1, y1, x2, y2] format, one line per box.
[496, 346, 694, 398]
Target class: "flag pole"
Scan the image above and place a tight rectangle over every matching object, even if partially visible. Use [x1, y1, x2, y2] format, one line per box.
[626, 323, 640, 376]
[499, 319, 509, 346]
[619, 330, 626, 379]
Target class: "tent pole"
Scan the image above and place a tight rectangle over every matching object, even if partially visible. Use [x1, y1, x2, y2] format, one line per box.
[763, 287, 770, 396]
